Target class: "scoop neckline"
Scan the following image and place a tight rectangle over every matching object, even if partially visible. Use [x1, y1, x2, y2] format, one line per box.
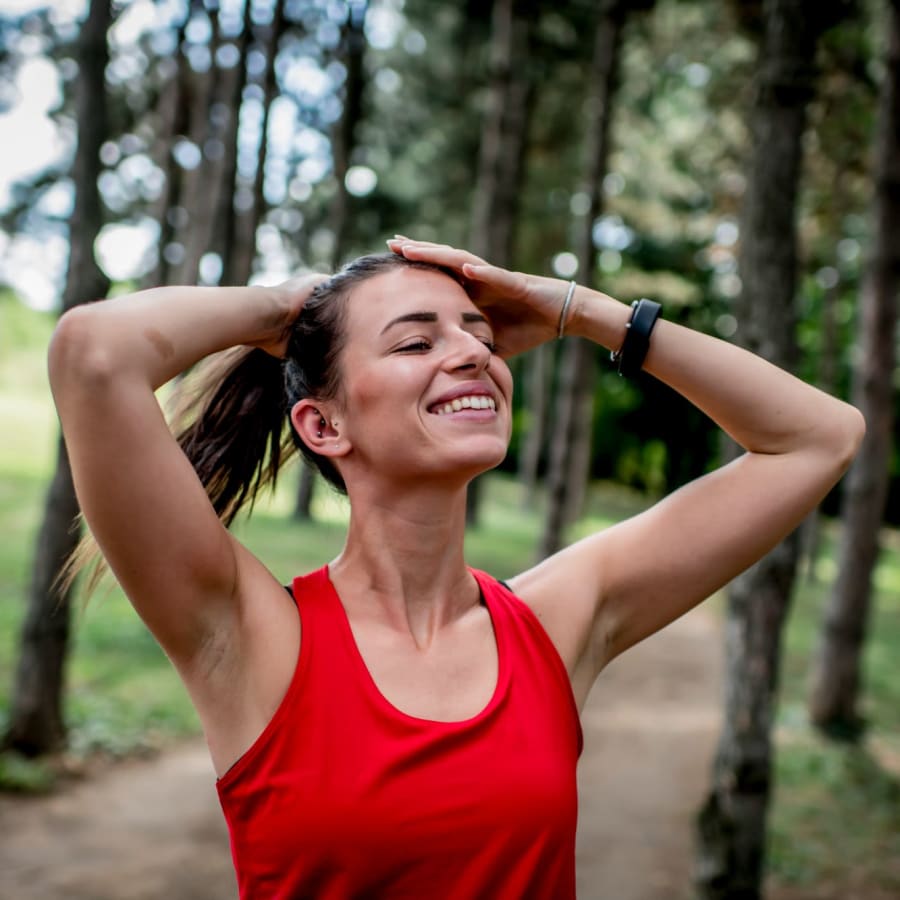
[322, 566, 508, 727]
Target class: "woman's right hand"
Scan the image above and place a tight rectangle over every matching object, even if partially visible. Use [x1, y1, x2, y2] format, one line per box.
[250, 272, 331, 358]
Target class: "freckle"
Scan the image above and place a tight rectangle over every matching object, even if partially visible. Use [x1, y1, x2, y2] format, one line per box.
[144, 327, 175, 359]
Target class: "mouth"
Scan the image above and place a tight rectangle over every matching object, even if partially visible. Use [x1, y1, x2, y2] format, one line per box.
[429, 394, 498, 416]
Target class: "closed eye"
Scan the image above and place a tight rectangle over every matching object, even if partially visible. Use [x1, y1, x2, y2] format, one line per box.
[395, 340, 432, 353]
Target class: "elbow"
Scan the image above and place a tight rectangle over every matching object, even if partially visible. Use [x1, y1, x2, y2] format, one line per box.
[49, 305, 116, 393]
[825, 401, 866, 478]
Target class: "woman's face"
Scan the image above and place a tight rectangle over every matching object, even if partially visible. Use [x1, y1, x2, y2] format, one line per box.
[331, 266, 513, 490]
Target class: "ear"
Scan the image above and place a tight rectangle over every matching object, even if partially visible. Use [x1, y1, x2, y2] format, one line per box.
[290, 399, 350, 458]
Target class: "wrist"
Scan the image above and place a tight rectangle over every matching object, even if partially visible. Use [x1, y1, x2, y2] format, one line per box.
[566, 286, 632, 349]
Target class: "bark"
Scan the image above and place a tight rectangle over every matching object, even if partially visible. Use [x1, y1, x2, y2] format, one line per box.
[538, 0, 626, 559]
[800, 170, 846, 584]
[294, 467, 318, 521]
[4, 0, 112, 756]
[168, 2, 224, 286]
[519, 343, 552, 506]
[694, 1, 827, 894]
[142, 10, 191, 289]
[328, 0, 367, 270]
[809, 0, 900, 739]
[210, 0, 254, 281]
[466, 0, 536, 526]
[294, 1, 368, 522]
[222, 0, 286, 287]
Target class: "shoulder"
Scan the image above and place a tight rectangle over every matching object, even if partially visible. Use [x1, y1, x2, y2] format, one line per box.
[504, 550, 606, 704]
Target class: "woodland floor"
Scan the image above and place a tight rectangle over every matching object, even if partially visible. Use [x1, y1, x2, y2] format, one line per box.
[0, 604, 809, 900]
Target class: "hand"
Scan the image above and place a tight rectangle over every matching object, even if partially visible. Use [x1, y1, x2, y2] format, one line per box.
[386, 237, 575, 357]
[249, 272, 330, 358]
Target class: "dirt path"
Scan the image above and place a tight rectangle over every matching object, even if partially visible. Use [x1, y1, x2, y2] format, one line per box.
[0, 606, 722, 899]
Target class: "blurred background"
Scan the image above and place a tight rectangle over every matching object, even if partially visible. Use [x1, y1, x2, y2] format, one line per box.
[0, 0, 898, 897]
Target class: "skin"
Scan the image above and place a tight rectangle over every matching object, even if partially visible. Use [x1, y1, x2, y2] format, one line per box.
[48, 240, 865, 777]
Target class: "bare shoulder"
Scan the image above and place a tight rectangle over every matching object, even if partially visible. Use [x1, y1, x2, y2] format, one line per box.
[506, 543, 608, 705]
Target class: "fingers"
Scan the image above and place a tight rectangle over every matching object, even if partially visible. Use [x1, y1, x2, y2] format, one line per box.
[386, 237, 486, 269]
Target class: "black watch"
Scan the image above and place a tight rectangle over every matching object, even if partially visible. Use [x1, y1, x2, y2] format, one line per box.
[610, 298, 662, 378]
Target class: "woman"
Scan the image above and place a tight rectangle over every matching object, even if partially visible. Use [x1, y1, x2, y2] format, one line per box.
[50, 238, 864, 899]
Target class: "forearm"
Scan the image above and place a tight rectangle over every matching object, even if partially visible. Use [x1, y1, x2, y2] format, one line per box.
[569, 286, 864, 461]
[50, 284, 288, 390]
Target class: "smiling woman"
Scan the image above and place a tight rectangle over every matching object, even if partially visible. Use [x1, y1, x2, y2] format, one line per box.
[49, 241, 864, 899]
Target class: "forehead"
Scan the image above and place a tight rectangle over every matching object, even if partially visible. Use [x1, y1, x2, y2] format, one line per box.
[344, 267, 479, 334]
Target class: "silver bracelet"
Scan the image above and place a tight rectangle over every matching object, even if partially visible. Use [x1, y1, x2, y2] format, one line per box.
[557, 280, 577, 339]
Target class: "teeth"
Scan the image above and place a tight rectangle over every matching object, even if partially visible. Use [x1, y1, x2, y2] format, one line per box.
[434, 395, 496, 415]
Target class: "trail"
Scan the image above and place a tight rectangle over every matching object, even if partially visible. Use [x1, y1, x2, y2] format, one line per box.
[0, 605, 723, 900]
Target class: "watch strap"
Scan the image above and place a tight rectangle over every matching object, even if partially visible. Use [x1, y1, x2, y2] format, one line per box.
[610, 298, 662, 378]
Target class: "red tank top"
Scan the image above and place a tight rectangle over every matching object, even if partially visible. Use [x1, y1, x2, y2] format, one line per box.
[216, 566, 583, 899]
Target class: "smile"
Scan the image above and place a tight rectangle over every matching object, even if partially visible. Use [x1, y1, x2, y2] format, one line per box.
[432, 395, 497, 415]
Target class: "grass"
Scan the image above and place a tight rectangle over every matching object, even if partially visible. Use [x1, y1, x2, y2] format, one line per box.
[1, 296, 899, 894]
[766, 526, 900, 896]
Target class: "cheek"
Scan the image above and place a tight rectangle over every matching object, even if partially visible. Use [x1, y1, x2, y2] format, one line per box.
[343, 358, 429, 423]
[491, 359, 514, 400]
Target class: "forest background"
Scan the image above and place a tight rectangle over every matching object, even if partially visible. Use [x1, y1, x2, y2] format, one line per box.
[0, 0, 899, 897]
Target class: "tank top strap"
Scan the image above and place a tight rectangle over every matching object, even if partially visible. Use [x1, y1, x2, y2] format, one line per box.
[470, 568, 584, 757]
[290, 565, 358, 667]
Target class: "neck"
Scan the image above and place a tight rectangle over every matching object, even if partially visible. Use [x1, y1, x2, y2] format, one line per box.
[328, 480, 477, 646]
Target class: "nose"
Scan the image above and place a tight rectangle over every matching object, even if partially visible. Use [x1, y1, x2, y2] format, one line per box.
[443, 329, 492, 374]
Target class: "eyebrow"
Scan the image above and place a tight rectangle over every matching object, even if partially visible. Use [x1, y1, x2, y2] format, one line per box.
[380, 311, 489, 335]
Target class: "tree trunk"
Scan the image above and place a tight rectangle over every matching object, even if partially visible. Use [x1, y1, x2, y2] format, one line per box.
[168, 3, 224, 286]
[329, 0, 367, 270]
[222, 0, 286, 288]
[809, 0, 900, 739]
[141, 9, 191, 289]
[538, 0, 626, 559]
[210, 0, 254, 282]
[800, 170, 846, 584]
[295, 1, 368, 521]
[466, 0, 536, 527]
[519, 343, 552, 506]
[694, 1, 827, 894]
[4, 0, 112, 756]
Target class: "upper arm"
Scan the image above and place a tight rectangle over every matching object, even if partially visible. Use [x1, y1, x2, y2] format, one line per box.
[50, 307, 239, 660]
[512, 443, 855, 693]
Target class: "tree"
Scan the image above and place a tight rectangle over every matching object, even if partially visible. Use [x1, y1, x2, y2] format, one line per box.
[221, 0, 287, 287]
[538, 0, 634, 558]
[465, 0, 537, 526]
[809, 0, 900, 738]
[693, 0, 843, 895]
[294, 0, 369, 520]
[4, 0, 112, 756]
[141, 7, 192, 289]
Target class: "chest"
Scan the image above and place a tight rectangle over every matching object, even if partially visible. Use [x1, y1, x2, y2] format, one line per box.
[349, 605, 499, 722]
[224, 685, 579, 891]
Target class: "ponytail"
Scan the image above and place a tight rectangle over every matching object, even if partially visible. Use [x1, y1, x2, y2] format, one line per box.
[173, 346, 295, 526]
[59, 345, 296, 600]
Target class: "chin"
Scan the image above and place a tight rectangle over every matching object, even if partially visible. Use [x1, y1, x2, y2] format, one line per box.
[452, 442, 509, 480]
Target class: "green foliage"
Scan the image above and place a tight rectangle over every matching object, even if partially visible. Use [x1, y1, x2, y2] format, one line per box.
[765, 524, 900, 892]
[769, 741, 900, 892]
[0, 751, 56, 794]
[779, 529, 900, 735]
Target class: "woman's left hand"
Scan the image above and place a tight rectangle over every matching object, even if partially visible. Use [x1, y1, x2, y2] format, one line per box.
[386, 237, 578, 357]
